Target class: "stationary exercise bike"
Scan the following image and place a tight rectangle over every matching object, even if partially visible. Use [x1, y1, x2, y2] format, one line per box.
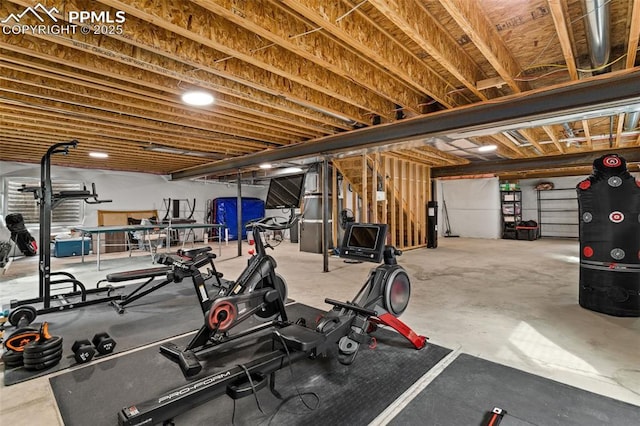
[160, 214, 298, 375]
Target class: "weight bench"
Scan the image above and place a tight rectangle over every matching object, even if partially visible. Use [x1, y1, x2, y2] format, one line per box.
[97, 266, 172, 314]
[98, 248, 222, 314]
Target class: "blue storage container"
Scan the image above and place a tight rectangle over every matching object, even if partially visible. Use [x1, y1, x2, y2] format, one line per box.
[53, 237, 92, 257]
[211, 198, 265, 240]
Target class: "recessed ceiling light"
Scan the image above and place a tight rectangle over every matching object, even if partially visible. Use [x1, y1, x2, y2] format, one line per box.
[181, 91, 214, 106]
[89, 152, 109, 158]
[478, 144, 497, 152]
[283, 167, 303, 173]
[259, 163, 273, 169]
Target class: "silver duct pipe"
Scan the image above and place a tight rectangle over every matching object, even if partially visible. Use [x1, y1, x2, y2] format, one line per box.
[624, 111, 640, 131]
[583, 0, 611, 70]
[562, 123, 576, 138]
[505, 130, 528, 145]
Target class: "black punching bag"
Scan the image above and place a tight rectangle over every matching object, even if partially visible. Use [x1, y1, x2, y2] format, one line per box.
[576, 154, 640, 317]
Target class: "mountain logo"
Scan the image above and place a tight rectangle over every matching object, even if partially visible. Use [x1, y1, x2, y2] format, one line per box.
[1, 3, 59, 24]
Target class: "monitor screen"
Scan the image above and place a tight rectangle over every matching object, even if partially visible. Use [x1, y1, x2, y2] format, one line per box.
[346, 225, 379, 250]
[340, 223, 388, 263]
[265, 173, 305, 209]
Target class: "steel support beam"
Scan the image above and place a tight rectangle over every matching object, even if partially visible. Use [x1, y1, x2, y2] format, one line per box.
[171, 70, 640, 180]
[322, 157, 329, 273]
[237, 170, 242, 257]
[432, 147, 640, 178]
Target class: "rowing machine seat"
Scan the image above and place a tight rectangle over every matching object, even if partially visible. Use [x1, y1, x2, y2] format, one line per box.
[274, 324, 325, 352]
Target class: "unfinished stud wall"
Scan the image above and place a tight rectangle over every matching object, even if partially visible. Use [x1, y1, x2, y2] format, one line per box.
[333, 154, 431, 250]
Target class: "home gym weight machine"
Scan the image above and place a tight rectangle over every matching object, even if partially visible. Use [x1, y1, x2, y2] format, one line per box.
[118, 222, 427, 426]
[96, 246, 222, 315]
[159, 214, 295, 376]
[6, 141, 114, 327]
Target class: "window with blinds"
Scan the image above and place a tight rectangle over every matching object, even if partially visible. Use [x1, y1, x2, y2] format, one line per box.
[5, 178, 84, 225]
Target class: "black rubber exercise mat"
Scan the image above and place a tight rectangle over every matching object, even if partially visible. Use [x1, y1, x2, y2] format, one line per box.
[4, 281, 209, 386]
[390, 353, 640, 426]
[50, 303, 450, 426]
[4, 282, 297, 387]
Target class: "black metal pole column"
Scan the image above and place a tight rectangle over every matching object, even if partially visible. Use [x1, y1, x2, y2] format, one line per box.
[237, 170, 242, 257]
[322, 157, 329, 272]
[40, 149, 50, 307]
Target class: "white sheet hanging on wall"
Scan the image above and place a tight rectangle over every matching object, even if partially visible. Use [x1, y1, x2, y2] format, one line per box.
[439, 177, 501, 239]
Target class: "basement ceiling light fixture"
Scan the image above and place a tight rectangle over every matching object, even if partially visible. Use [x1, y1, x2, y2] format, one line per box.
[283, 167, 303, 173]
[259, 163, 273, 169]
[89, 152, 109, 158]
[143, 143, 222, 159]
[181, 90, 214, 106]
[478, 144, 498, 152]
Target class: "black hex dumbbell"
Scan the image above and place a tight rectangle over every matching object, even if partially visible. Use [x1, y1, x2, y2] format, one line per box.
[92, 332, 116, 355]
[72, 339, 95, 364]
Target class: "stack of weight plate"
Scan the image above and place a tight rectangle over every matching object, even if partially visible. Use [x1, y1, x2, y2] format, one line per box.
[1, 348, 25, 368]
[22, 335, 64, 370]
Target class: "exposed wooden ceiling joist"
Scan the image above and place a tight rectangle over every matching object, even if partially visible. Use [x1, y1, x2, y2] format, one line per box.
[548, 0, 579, 80]
[280, 0, 464, 107]
[96, 0, 397, 119]
[192, 0, 425, 115]
[438, 0, 530, 93]
[625, 0, 640, 68]
[369, 0, 487, 101]
[0, 0, 637, 178]
[172, 69, 640, 179]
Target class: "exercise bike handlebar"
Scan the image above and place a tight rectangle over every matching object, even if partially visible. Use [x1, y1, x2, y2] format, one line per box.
[246, 215, 300, 232]
[158, 253, 211, 269]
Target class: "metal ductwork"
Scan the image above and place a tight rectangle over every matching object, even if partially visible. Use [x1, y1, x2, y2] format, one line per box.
[583, 0, 611, 71]
[505, 130, 528, 146]
[562, 123, 576, 138]
[623, 110, 640, 131]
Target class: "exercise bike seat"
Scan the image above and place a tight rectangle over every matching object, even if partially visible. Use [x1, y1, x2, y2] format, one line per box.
[274, 324, 325, 352]
[178, 247, 213, 259]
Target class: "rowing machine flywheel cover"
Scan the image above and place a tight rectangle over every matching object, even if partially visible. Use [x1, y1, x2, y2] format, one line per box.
[383, 267, 411, 316]
[207, 301, 237, 331]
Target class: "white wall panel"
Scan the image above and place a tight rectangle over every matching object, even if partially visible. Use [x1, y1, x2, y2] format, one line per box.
[0, 161, 267, 232]
[438, 177, 501, 239]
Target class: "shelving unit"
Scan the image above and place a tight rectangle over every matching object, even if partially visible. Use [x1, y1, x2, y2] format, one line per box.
[536, 188, 578, 238]
[500, 190, 522, 239]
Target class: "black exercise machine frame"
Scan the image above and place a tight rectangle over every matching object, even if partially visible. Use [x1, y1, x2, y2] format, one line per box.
[98, 246, 222, 314]
[118, 348, 307, 426]
[119, 223, 428, 425]
[8, 141, 116, 325]
[159, 214, 296, 376]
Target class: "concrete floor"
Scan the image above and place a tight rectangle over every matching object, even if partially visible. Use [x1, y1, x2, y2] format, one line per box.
[1, 237, 639, 425]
